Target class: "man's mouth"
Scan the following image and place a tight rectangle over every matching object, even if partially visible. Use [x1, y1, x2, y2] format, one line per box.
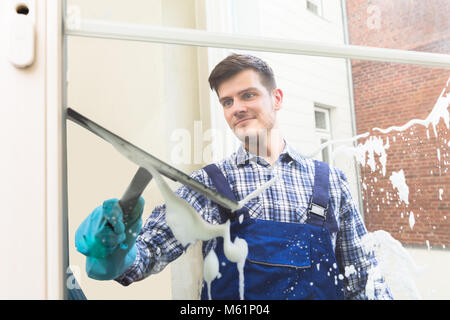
[235, 117, 255, 127]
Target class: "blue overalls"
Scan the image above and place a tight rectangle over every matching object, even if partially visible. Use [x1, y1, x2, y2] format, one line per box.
[200, 160, 345, 300]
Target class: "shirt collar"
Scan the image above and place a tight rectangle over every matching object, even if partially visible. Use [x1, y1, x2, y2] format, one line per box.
[281, 141, 309, 168]
[235, 140, 308, 168]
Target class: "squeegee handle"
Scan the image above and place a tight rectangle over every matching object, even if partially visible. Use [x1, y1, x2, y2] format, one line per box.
[119, 167, 152, 222]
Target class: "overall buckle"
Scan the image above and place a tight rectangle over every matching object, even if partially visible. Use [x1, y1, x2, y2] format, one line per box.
[308, 203, 327, 219]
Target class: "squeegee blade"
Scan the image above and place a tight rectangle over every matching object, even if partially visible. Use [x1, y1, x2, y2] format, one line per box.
[66, 107, 240, 211]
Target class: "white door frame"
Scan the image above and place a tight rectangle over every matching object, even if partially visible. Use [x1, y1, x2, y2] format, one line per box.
[46, 0, 66, 300]
[0, 0, 65, 299]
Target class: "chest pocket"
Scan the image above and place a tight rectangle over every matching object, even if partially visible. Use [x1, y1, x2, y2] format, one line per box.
[243, 199, 311, 224]
[241, 198, 263, 219]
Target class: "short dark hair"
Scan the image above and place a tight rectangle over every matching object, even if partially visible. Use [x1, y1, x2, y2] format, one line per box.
[208, 54, 277, 94]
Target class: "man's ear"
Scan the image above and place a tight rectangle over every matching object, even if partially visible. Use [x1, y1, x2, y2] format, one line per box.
[272, 88, 283, 111]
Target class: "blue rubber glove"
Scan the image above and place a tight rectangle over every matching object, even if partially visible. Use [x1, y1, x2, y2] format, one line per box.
[75, 197, 145, 280]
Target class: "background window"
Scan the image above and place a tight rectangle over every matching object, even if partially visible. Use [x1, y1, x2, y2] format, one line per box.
[314, 109, 328, 130]
[314, 106, 332, 164]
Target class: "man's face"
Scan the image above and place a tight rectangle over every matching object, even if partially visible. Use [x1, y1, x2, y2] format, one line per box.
[217, 69, 283, 142]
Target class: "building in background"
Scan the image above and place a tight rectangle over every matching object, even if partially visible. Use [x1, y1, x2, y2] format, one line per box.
[345, 0, 450, 248]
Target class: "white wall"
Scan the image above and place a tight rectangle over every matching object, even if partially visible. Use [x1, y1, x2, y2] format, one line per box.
[406, 247, 450, 300]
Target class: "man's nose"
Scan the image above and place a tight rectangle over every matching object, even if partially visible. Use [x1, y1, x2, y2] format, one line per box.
[232, 99, 247, 116]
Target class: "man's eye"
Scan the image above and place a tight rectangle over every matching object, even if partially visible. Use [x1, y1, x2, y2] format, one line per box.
[243, 92, 255, 99]
[223, 100, 233, 107]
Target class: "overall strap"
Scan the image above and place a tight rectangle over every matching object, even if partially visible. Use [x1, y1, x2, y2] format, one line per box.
[309, 160, 330, 217]
[203, 164, 245, 222]
[306, 160, 338, 233]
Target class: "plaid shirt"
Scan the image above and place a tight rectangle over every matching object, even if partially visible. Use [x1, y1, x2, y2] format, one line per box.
[115, 141, 392, 300]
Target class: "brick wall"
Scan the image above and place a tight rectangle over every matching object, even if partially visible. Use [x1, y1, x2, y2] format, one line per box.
[346, 0, 450, 247]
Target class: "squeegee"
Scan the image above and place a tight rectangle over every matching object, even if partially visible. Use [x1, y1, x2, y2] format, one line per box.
[66, 107, 241, 212]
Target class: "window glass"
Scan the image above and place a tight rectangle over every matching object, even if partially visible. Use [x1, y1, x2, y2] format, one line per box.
[65, 0, 450, 300]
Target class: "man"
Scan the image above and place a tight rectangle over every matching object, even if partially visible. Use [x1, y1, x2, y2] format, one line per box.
[75, 54, 392, 300]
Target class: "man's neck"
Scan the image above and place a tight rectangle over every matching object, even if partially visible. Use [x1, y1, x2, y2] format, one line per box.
[243, 133, 285, 166]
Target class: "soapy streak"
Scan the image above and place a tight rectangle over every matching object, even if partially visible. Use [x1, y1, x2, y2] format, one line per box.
[362, 230, 424, 299]
[315, 80, 449, 298]
[308, 80, 450, 159]
[372, 87, 449, 136]
[389, 170, 409, 205]
[303, 132, 370, 158]
[318, 80, 448, 208]
[203, 250, 219, 300]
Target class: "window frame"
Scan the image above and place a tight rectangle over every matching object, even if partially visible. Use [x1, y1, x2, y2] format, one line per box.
[63, 16, 450, 68]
